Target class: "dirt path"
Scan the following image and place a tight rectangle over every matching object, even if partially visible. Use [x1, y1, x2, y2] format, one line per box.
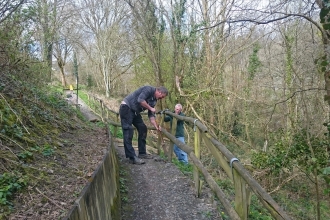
[116, 144, 222, 220]
[65, 91, 100, 122]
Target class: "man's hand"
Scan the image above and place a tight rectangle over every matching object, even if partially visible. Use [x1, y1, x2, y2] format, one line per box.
[140, 100, 155, 113]
[149, 117, 160, 130]
[150, 107, 156, 113]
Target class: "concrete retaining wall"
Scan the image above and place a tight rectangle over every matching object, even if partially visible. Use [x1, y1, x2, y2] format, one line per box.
[63, 130, 120, 220]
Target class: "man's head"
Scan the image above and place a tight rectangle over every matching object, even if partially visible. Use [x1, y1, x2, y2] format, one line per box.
[155, 86, 168, 100]
[174, 103, 182, 114]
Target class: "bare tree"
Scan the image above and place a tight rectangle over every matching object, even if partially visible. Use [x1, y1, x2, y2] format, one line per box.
[77, 0, 132, 97]
[126, 0, 166, 87]
[53, 37, 72, 86]
[0, 0, 25, 24]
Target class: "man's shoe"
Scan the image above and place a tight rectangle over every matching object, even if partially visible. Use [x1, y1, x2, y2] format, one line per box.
[129, 156, 145, 165]
[138, 154, 154, 159]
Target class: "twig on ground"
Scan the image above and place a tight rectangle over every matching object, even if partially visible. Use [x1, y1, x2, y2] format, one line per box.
[0, 93, 30, 134]
[0, 140, 20, 160]
[35, 187, 65, 211]
[269, 173, 300, 194]
[0, 133, 26, 151]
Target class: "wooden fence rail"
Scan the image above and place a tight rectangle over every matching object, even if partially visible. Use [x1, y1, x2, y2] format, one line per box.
[84, 94, 291, 220]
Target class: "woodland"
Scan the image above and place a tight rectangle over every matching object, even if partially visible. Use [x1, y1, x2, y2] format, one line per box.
[0, 0, 330, 219]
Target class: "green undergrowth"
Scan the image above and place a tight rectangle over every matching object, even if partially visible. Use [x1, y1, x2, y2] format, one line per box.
[78, 90, 121, 124]
[119, 167, 129, 204]
[109, 124, 123, 139]
[0, 74, 87, 217]
[0, 172, 28, 208]
[78, 90, 101, 117]
[77, 90, 93, 108]
[157, 150, 194, 177]
[172, 157, 193, 176]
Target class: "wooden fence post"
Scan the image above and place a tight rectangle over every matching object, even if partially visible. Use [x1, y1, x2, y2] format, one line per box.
[114, 114, 119, 138]
[200, 133, 233, 180]
[168, 118, 177, 161]
[157, 134, 162, 155]
[157, 114, 164, 155]
[93, 97, 96, 112]
[194, 122, 201, 197]
[100, 100, 104, 122]
[233, 167, 250, 220]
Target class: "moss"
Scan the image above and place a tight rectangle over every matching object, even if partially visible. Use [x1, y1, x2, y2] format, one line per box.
[0, 81, 80, 213]
[111, 194, 121, 220]
[111, 147, 122, 220]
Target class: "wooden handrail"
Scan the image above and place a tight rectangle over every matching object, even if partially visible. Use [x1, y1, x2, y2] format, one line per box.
[161, 110, 208, 132]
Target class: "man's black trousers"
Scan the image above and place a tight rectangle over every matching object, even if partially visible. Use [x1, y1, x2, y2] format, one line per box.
[119, 104, 147, 159]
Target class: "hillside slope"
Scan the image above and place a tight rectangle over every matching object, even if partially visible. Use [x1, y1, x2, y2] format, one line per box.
[8, 122, 108, 219]
[0, 74, 109, 219]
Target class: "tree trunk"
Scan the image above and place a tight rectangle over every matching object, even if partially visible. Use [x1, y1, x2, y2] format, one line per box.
[59, 65, 66, 87]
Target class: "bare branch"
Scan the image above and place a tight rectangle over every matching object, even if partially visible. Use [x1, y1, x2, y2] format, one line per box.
[196, 11, 325, 40]
[0, 0, 26, 24]
[266, 88, 325, 129]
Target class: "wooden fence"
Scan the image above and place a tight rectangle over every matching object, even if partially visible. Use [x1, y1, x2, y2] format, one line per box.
[85, 94, 291, 220]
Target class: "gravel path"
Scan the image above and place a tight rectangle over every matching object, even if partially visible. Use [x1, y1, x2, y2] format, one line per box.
[65, 91, 100, 122]
[116, 145, 223, 220]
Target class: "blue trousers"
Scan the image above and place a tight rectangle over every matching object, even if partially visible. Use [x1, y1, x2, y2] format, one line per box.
[174, 136, 188, 164]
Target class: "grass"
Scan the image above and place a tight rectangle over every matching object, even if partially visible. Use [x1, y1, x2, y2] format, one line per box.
[119, 168, 129, 203]
[109, 124, 123, 139]
[172, 157, 193, 176]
